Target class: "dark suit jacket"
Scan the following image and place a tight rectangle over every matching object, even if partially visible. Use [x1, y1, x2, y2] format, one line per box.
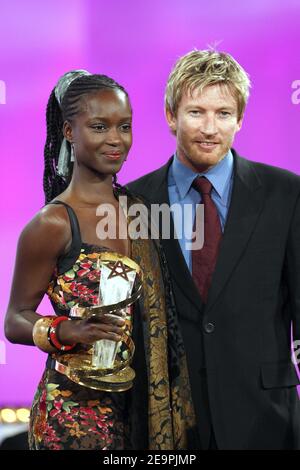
[127, 149, 300, 449]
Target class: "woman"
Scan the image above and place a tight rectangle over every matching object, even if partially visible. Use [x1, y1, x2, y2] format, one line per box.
[5, 71, 195, 450]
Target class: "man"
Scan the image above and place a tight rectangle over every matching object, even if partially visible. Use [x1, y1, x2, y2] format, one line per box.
[128, 50, 300, 449]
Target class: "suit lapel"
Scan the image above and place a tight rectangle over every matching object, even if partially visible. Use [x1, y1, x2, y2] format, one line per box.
[206, 153, 264, 312]
[161, 222, 203, 313]
[129, 152, 263, 314]
[141, 158, 203, 311]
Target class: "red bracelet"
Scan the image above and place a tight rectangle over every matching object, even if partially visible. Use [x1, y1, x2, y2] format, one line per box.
[48, 316, 76, 351]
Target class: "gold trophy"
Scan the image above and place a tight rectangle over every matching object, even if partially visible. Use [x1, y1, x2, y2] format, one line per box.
[53, 252, 142, 392]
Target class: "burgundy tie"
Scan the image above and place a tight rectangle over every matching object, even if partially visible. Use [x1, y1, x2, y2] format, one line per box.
[192, 176, 222, 303]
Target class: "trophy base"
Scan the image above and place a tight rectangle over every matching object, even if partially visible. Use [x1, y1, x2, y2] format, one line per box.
[54, 352, 136, 392]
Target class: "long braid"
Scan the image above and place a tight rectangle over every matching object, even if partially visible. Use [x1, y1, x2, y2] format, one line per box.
[43, 73, 129, 204]
[43, 90, 66, 203]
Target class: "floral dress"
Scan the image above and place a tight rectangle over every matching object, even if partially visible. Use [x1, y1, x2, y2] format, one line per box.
[29, 201, 131, 450]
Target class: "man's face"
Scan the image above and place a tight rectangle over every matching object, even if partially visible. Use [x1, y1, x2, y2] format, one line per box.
[166, 83, 243, 173]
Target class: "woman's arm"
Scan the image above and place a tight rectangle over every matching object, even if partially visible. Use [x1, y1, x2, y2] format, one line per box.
[4, 204, 71, 344]
[4, 204, 125, 347]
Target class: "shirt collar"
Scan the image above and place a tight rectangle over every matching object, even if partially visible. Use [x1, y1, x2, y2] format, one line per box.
[171, 150, 234, 201]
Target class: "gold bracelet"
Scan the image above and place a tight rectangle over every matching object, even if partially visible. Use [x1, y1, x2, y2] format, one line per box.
[32, 316, 57, 353]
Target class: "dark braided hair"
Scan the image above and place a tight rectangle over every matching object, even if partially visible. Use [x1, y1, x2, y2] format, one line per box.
[43, 73, 130, 204]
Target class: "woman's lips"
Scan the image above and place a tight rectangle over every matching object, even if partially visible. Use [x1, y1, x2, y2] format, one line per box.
[103, 153, 122, 160]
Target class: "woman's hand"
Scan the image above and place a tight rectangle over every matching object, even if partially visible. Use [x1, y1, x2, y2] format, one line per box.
[57, 315, 126, 345]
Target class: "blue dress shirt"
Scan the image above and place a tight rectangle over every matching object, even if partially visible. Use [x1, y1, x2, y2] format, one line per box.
[168, 150, 234, 271]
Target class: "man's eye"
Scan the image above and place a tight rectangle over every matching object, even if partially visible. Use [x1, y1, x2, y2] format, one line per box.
[189, 110, 201, 116]
[219, 111, 231, 117]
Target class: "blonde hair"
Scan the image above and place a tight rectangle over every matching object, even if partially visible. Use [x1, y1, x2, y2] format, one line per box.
[165, 49, 251, 121]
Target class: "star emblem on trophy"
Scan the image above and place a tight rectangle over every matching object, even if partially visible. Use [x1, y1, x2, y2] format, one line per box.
[106, 260, 135, 281]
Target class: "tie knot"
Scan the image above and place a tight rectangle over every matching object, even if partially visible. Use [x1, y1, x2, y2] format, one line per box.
[192, 176, 212, 195]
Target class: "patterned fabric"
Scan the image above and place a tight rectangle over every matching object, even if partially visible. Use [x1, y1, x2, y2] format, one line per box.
[29, 243, 132, 450]
[29, 190, 196, 450]
[130, 204, 196, 450]
[29, 368, 128, 450]
[48, 245, 101, 309]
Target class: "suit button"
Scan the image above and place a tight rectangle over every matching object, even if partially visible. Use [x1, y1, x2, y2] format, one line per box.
[204, 322, 215, 333]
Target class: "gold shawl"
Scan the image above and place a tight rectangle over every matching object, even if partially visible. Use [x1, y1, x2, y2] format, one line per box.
[127, 191, 196, 450]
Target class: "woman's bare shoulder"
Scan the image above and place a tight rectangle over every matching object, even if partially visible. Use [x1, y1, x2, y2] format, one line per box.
[19, 202, 72, 254]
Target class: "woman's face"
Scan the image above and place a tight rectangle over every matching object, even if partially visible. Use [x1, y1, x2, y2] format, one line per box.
[65, 88, 132, 177]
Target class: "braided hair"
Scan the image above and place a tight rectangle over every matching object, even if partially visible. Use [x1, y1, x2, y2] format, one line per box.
[43, 73, 129, 204]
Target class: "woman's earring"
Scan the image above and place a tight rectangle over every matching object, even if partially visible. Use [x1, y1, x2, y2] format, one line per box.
[56, 138, 70, 178]
[70, 143, 75, 162]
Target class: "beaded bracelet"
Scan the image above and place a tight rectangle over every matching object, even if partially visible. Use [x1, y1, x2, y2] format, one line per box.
[48, 316, 76, 352]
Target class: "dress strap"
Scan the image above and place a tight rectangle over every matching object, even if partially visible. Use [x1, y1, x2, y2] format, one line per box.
[48, 200, 82, 275]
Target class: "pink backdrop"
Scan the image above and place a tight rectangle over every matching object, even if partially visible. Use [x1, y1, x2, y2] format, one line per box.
[1, 0, 300, 405]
